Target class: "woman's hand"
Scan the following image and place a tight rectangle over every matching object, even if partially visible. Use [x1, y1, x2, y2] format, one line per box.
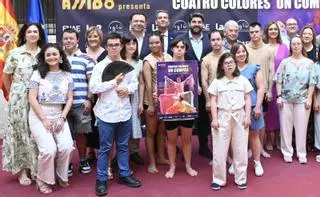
[198, 86, 202, 95]
[305, 98, 312, 110]
[138, 104, 144, 116]
[266, 91, 273, 101]
[277, 97, 283, 109]
[147, 105, 155, 116]
[42, 118, 53, 133]
[211, 119, 219, 130]
[52, 118, 64, 133]
[244, 117, 251, 129]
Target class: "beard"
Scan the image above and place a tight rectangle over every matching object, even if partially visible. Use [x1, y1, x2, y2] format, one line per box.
[190, 26, 202, 35]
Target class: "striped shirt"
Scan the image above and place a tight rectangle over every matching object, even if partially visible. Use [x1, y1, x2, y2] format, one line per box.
[67, 50, 94, 108]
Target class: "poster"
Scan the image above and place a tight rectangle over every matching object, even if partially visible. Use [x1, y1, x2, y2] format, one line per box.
[157, 60, 198, 120]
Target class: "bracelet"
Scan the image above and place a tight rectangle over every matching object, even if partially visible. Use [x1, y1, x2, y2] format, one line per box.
[276, 95, 282, 98]
[60, 116, 66, 122]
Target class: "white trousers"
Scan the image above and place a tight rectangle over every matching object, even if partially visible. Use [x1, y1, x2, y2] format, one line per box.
[29, 104, 74, 184]
[279, 103, 310, 158]
[212, 109, 249, 185]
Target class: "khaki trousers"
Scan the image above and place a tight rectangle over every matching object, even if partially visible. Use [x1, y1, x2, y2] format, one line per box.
[212, 109, 248, 186]
[279, 103, 310, 158]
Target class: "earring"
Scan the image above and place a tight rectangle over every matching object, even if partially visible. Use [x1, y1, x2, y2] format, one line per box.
[59, 58, 63, 64]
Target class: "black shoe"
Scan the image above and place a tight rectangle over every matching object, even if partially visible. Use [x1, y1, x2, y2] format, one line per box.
[68, 163, 73, 177]
[199, 148, 213, 159]
[80, 160, 92, 174]
[130, 153, 145, 165]
[95, 180, 108, 196]
[118, 176, 141, 188]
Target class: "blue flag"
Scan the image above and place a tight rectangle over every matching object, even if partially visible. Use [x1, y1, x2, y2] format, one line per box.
[27, 0, 48, 43]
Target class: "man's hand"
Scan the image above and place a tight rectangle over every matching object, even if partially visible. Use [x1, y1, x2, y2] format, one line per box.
[83, 100, 92, 115]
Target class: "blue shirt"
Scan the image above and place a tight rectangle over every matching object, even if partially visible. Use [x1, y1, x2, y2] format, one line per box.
[188, 31, 203, 61]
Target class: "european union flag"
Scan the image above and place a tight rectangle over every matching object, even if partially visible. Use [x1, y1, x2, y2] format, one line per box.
[27, 0, 48, 43]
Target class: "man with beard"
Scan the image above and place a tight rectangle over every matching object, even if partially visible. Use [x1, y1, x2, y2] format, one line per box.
[177, 12, 212, 159]
[201, 30, 227, 119]
[223, 20, 241, 51]
[155, 9, 177, 55]
[129, 13, 150, 59]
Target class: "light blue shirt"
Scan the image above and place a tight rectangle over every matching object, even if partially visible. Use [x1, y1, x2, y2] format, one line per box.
[189, 31, 203, 61]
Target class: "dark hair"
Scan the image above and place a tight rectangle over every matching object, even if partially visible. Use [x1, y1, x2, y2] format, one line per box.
[155, 9, 169, 18]
[300, 25, 316, 47]
[249, 22, 262, 28]
[263, 22, 282, 44]
[170, 37, 189, 51]
[130, 13, 147, 22]
[17, 23, 46, 48]
[120, 33, 139, 61]
[289, 36, 307, 56]
[188, 12, 204, 23]
[210, 29, 224, 39]
[149, 30, 164, 44]
[216, 53, 240, 79]
[105, 32, 122, 46]
[36, 43, 71, 78]
[62, 27, 80, 40]
[230, 43, 249, 64]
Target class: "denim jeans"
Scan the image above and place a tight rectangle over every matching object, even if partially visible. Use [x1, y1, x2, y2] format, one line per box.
[96, 118, 132, 181]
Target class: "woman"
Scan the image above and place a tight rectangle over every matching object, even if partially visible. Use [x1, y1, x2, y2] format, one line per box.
[300, 25, 317, 152]
[85, 26, 107, 63]
[28, 43, 74, 194]
[120, 34, 145, 165]
[2, 23, 46, 186]
[208, 53, 252, 190]
[263, 22, 290, 150]
[275, 36, 316, 164]
[143, 31, 172, 173]
[164, 38, 199, 179]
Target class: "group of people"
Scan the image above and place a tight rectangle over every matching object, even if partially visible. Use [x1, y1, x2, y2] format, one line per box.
[1, 9, 320, 196]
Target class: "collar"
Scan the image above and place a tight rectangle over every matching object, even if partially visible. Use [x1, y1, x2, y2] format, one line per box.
[247, 41, 265, 49]
[188, 31, 203, 41]
[18, 44, 41, 55]
[221, 76, 238, 84]
[162, 30, 168, 37]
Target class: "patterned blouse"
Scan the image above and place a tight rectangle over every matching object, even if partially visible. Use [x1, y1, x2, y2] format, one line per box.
[29, 70, 73, 104]
[274, 57, 317, 104]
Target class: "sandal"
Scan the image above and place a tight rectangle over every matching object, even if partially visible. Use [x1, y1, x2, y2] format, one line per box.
[18, 170, 32, 186]
[36, 179, 52, 194]
[56, 177, 70, 188]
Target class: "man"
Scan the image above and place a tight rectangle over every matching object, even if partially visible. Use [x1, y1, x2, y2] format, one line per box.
[90, 32, 141, 196]
[62, 28, 94, 176]
[155, 9, 177, 55]
[282, 18, 299, 47]
[201, 29, 227, 117]
[246, 22, 275, 177]
[178, 12, 212, 159]
[223, 20, 241, 50]
[129, 13, 150, 59]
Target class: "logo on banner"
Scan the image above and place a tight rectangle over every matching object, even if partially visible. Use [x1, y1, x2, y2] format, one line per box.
[108, 21, 124, 35]
[173, 20, 188, 34]
[237, 20, 249, 32]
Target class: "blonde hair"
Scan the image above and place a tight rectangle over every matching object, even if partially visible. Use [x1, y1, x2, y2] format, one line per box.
[86, 26, 103, 45]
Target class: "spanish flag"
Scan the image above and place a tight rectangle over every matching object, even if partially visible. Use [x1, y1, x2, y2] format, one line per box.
[0, 0, 18, 100]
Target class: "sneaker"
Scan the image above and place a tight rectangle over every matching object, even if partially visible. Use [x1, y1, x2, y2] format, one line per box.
[298, 157, 307, 164]
[316, 154, 320, 163]
[211, 183, 221, 191]
[107, 167, 114, 180]
[228, 163, 234, 175]
[95, 180, 108, 196]
[79, 161, 92, 174]
[254, 160, 264, 177]
[283, 156, 292, 163]
[68, 163, 73, 177]
[237, 183, 247, 190]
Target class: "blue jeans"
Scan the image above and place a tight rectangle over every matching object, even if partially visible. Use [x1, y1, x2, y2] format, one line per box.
[96, 118, 132, 181]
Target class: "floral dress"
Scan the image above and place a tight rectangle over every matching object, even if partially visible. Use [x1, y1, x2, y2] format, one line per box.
[2, 45, 39, 176]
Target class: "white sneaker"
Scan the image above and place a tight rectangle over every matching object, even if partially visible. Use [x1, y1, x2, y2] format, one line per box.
[228, 163, 234, 175]
[254, 160, 264, 177]
[316, 154, 320, 163]
[298, 157, 307, 164]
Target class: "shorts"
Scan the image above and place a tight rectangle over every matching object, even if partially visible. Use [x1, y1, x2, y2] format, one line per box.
[67, 104, 92, 137]
[250, 107, 265, 131]
[165, 120, 194, 131]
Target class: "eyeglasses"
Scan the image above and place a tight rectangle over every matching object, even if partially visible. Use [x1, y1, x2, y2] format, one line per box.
[287, 23, 297, 26]
[223, 60, 235, 66]
[107, 43, 121, 48]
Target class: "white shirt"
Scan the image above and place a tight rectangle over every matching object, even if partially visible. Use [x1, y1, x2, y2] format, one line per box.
[162, 30, 169, 53]
[89, 57, 138, 123]
[135, 32, 145, 56]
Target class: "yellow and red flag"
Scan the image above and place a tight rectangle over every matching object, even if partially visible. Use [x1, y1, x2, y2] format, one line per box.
[0, 0, 18, 100]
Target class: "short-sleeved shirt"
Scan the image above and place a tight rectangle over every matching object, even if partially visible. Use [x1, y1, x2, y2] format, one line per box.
[207, 75, 253, 111]
[274, 57, 317, 103]
[28, 70, 73, 104]
[239, 64, 260, 107]
[67, 52, 94, 107]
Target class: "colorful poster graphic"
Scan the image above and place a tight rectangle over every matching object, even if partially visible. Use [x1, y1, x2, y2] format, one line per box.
[157, 60, 198, 120]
